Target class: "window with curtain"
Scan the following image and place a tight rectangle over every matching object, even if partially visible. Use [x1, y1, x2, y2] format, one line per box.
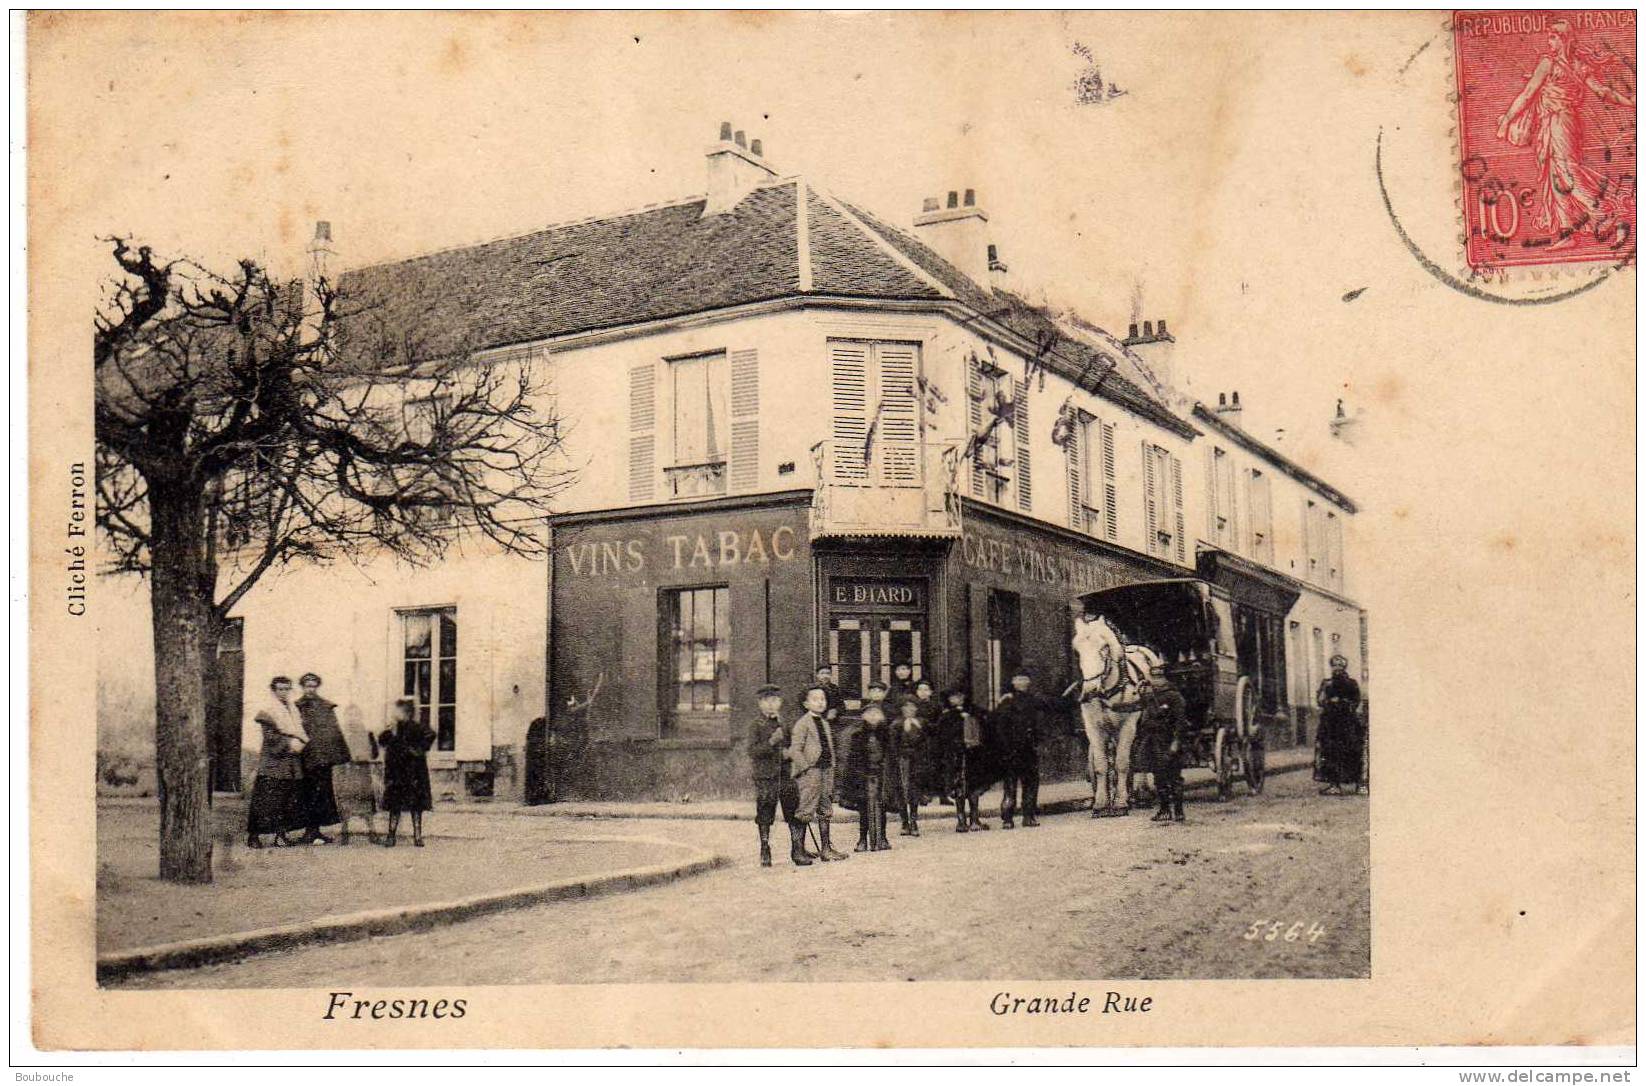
[662, 586, 731, 736]
[401, 607, 458, 752]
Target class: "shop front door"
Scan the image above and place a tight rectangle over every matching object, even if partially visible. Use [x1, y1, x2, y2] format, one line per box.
[823, 577, 929, 709]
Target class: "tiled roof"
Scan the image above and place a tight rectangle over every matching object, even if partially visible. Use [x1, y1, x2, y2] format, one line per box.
[339, 182, 801, 359]
[336, 175, 1192, 433]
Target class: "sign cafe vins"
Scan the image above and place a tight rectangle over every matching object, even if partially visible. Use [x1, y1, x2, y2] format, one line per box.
[564, 525, 799, 577]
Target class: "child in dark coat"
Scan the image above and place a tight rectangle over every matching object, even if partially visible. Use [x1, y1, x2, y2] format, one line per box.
[378, 697, 435, 847]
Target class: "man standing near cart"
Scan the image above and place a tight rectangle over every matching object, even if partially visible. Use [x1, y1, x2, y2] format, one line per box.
[1139, 663, 1188, 822]
[993, 667, 1048, 829]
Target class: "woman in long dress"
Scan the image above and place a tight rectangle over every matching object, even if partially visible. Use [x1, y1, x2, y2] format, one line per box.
[1496, 20, 1635, 247]
[1315, 655, 1364, 796]
[246, 675, 308, 848]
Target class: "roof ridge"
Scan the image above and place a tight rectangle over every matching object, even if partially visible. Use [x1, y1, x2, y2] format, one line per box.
[806, 185, 955, 300]
[346, 179, 802, 278]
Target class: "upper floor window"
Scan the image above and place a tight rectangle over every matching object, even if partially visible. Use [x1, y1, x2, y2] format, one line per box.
[830, 339, 922, 485]
[1247, 468, 1274, 563]
[1143, 442, 1186, 563]
[965, 351, 1029, 511]
[1209, 446, 1237, 549]
[1062, 408, 1116, 540]
[668, 351, 728, 498]
[1302, 498, 1344, 588]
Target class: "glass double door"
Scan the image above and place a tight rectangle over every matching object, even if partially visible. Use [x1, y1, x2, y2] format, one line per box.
[827, 614, 925, 709]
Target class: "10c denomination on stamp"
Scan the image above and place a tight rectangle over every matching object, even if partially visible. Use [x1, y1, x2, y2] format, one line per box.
[1453, 10, 1637, 270]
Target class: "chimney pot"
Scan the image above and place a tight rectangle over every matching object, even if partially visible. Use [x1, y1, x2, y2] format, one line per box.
[1232, 391, 1241, 407]
[734, 130, 747, 149]
[719, 121, 733, 141]
[750, 138, 763, 157]
[1143, 320, 1154, 337]
[922, 197, 940, 213]
[987, 243, 997, 261]
[947, 190, 959, 209]
[1129, 323, 1139, 340]
[964, 188, 976, 207]
[313, 221, 332, 243]
[1156, 318, 1168, 337]
[1336, 398, 1346, 418]
[1218, 392, 1227, 407]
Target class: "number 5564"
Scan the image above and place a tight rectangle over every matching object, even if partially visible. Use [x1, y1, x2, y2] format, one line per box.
[1243, 920, 1326, 943]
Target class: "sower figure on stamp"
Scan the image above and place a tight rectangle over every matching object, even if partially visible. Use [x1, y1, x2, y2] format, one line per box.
[994, 667, 1047, 829]
[1316, 654, 1364, 796]
[788, 685, 849, 862]
[1494, 18, 1635, 249]
[1138, 664, 1188, 823]
[748, 683, 803, 867]
[295, 672, 348, 844]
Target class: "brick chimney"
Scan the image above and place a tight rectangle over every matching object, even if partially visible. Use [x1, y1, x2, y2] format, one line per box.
[1215, 390, 1243, 428]
[703, 121, 777, 216]
[913, 187, 990, 286]
[1329, 397, 1362, 446]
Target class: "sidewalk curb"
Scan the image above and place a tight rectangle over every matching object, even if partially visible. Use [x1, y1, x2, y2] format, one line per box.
[506, 755, 1316, 823]
[97, 839, 729, 984]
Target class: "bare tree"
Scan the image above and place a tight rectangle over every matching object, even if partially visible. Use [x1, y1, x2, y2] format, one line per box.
[95, 239, 572, 882]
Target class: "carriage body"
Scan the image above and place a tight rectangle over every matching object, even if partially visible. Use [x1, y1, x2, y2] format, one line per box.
[1076, 578, 1266, 799]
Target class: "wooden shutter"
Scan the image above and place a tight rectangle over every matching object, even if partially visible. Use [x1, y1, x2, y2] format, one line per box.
[1172, 453, 1186, 563]
[876, 342, 919, 484]
[628, 361, 656, 502]
[1206, 446, 1219, 540]
[1065, 411, 1083, 531]
[1142, 440, 1158, 555]
[728, 348, 760, 492]
[830, 340, 870, 482]
[1101, 421, 1117, 540]
[1014, 376, 1031, 512]
[967, 352, 984, 498]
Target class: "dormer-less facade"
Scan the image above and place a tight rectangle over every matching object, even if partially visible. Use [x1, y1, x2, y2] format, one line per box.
[97, 124, 1366, 802]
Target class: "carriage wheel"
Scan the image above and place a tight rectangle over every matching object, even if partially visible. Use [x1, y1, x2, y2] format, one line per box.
[1244, 735, 1266, 795]
[1214, 727, 1234, 801]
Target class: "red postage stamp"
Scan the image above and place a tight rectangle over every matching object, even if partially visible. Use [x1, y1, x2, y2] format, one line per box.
[1453, 10, 1637, 270]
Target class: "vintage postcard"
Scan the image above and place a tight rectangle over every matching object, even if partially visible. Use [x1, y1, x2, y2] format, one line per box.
[22, 9, 1635, 1056]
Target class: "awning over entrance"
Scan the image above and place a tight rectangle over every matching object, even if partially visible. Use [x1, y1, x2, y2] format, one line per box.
[1195, 548, 1301, 616]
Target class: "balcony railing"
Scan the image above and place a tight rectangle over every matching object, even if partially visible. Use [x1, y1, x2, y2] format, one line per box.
[809, 438, 963, 539]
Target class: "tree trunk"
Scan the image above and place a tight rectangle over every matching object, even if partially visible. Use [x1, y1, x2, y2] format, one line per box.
[147, 478, 214, 883]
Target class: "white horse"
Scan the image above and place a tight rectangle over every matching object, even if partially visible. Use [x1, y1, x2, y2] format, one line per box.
[1070, 613, 1162, 817]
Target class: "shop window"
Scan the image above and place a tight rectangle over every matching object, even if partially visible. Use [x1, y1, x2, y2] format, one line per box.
[986, 590, 1021, 707]
[662, 586, 731, 737]
[667, 351, 729, 498]
[401, 607, 457, 753]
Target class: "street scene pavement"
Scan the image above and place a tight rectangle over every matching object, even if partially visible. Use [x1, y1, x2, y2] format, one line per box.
[113, 761, 1369, 988]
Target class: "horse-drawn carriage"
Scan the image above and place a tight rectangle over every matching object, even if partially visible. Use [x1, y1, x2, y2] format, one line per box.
[1072, 578, 1266, 812]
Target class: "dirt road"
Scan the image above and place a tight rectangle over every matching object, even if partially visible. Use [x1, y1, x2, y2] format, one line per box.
[119, 769, 1368, 988]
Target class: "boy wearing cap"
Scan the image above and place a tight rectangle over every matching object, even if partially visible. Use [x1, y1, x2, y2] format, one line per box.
[748, 683, 806, 866]
[847, 703, 892, 852]
[993, 667, 1047, 828]
[1139, 665, 1189, 822]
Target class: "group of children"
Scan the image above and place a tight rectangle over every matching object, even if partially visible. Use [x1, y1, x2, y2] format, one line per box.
[747, 659, 1199, 866]
[746, 662, 1043, 869]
